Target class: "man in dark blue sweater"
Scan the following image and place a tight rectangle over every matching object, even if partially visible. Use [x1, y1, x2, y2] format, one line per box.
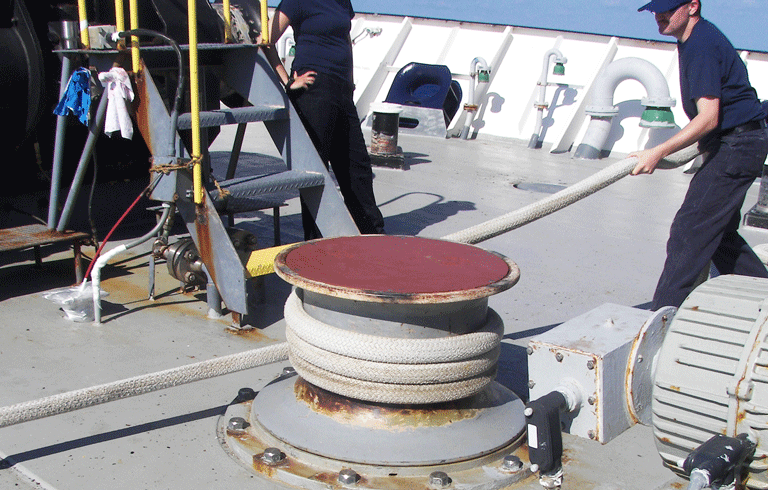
[631, 0, 768, 309]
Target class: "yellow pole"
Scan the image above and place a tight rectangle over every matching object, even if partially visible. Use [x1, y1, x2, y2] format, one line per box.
[114, 0, 126, 48]
[223, 0, 232, 43]
[77, 0, 90, 48]
[129, 0, 140, 72]
[260, 0, 269, 44]
[188, 0, 203, 204]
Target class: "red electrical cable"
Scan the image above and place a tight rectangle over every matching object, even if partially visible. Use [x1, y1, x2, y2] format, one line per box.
[82, 184, 150, 282]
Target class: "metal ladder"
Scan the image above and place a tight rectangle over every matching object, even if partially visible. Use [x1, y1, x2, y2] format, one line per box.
[116, 43, 359, 321]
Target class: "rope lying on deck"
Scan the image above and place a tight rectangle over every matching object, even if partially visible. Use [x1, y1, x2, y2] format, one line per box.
[0, 146, 701, 427]
[0, 343, 289, 429]
[442, 146, 701, 244]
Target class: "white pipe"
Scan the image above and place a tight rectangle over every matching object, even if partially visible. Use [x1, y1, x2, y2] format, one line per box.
[92, 204, 172, 324]
[460, 57, 489, 140]
[529, 49, 566, 149]
[574, 57, 674, 160]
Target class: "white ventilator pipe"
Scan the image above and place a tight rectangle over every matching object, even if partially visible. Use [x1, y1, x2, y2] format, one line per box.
[2, 145, 699, 427]
[442, 144, 700, 245]
[460, 57, 490, 140]
[529, 48, 567, 149]
[574, 57, 676, 160]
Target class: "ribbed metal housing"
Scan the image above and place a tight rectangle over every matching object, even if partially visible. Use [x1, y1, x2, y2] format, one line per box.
[652, 275, 768, 489]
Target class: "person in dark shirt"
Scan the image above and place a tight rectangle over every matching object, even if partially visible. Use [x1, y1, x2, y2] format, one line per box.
[631, 0, 768, 308]
[263, 0, 385, 240]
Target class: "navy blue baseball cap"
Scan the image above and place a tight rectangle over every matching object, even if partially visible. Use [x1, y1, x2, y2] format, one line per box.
[638, 0, 689, 12]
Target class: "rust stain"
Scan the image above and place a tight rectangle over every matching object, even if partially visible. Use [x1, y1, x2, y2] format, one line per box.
[252, 453, 290, 477]
[194, 197, 217, 287]
[294, 378, 479, 430]
[226, 326, 269, 341]
[670, 385, 681, 392]
[670, 482, 684, 489]
[310, 472, 339, 485]
[132, 67, 154, 152]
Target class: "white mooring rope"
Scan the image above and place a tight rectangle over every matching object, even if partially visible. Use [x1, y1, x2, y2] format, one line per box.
[442, 146, 700, 244]
[0, 343, 289, 428]
[284, 290, 503, 404]
[0, 146, 701, 426]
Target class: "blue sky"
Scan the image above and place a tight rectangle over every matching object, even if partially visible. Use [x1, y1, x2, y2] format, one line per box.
[270, 0, 766, 53]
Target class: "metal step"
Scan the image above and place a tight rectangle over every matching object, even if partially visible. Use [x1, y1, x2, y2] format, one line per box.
[177, 105, 288, 129]
[215, 170, 325, 200]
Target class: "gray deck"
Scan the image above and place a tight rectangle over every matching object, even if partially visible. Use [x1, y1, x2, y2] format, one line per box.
[2, 123, 766, 489]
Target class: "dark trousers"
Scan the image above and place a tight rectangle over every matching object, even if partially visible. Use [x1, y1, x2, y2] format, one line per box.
[290, 72, 385, 239]
[652, 128, 768, 309]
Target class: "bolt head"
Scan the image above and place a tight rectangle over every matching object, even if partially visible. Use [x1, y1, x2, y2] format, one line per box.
[282, 366, 296, 376]
[501, 455, 523, 472]
[587, 430, 595, 440]
[587, 359, 595, 370]
[587, 396, 596, 405]
[227, 417, 247, 432]
[524, 407, 533, 417]
[528, 380, 535, 389]
[555, 352, 564, 362]
[526, 346, 533, 355]
[338, 468, 361, 485]
[262, 447, 285, 465]
[429, 471, 452, 487]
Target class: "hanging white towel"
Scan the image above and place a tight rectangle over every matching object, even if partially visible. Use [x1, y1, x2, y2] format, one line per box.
[98, 67, 135, 139]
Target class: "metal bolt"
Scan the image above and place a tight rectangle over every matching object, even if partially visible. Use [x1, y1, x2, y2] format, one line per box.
[530, 463, 540, 474]
[429, 471, 452, 487]
[338, 468, 361, 486]
[526, 346, 533, 355]
[227, 416, 247, 432]
[587, 359, 595, 370]
[528, 380, 535, 389]
[237, 387, 256, 401]
[282, 366, 296, 376]
[524, 407, 533, 417]
[185, 272, 197, 284]
[185, 189, 193, 199]
[587, 396, 596, 405]
[637, 355, 644, 363]
[555, 352, 564, 362]
[587, 430, 595, 440]
[501, 455, 523, 472]
[262, 447, 285, 465]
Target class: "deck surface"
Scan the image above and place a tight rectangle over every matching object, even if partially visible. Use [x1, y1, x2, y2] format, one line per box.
[2, 124, 767, 489]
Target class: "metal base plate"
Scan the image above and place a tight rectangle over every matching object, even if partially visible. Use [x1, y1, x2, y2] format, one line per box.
[248, 374, 525, 466]
[219, 374, 532, 490]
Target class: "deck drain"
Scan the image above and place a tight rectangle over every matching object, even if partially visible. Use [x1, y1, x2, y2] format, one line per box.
[513, 182, 567, 194]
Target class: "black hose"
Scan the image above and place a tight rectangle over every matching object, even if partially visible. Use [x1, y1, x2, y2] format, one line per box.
[117, 28, 185, 158]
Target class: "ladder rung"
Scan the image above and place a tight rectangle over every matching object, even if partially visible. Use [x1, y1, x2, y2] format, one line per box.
[217, 170, 325, 199]
[177, 105, 288, 129]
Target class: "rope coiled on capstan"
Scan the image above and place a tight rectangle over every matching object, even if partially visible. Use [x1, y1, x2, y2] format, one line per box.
[284, 290, 503, 404]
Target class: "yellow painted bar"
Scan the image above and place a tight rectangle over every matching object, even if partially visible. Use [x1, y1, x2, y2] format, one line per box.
[223, 0, 232, 43]
[188, 0, 203, 204]
[246, 244, 294, 277]
[77, 0, 90, 48]
[114, 0, 125, 48]
[260, 0, 269, 44]
[129, 0, 140, 72]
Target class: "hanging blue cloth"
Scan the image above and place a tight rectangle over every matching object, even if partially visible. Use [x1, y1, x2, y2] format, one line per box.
[54, 67, 92, 125]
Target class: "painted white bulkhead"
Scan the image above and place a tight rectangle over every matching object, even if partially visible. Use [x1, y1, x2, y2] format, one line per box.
[291, 13, 768, 157]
